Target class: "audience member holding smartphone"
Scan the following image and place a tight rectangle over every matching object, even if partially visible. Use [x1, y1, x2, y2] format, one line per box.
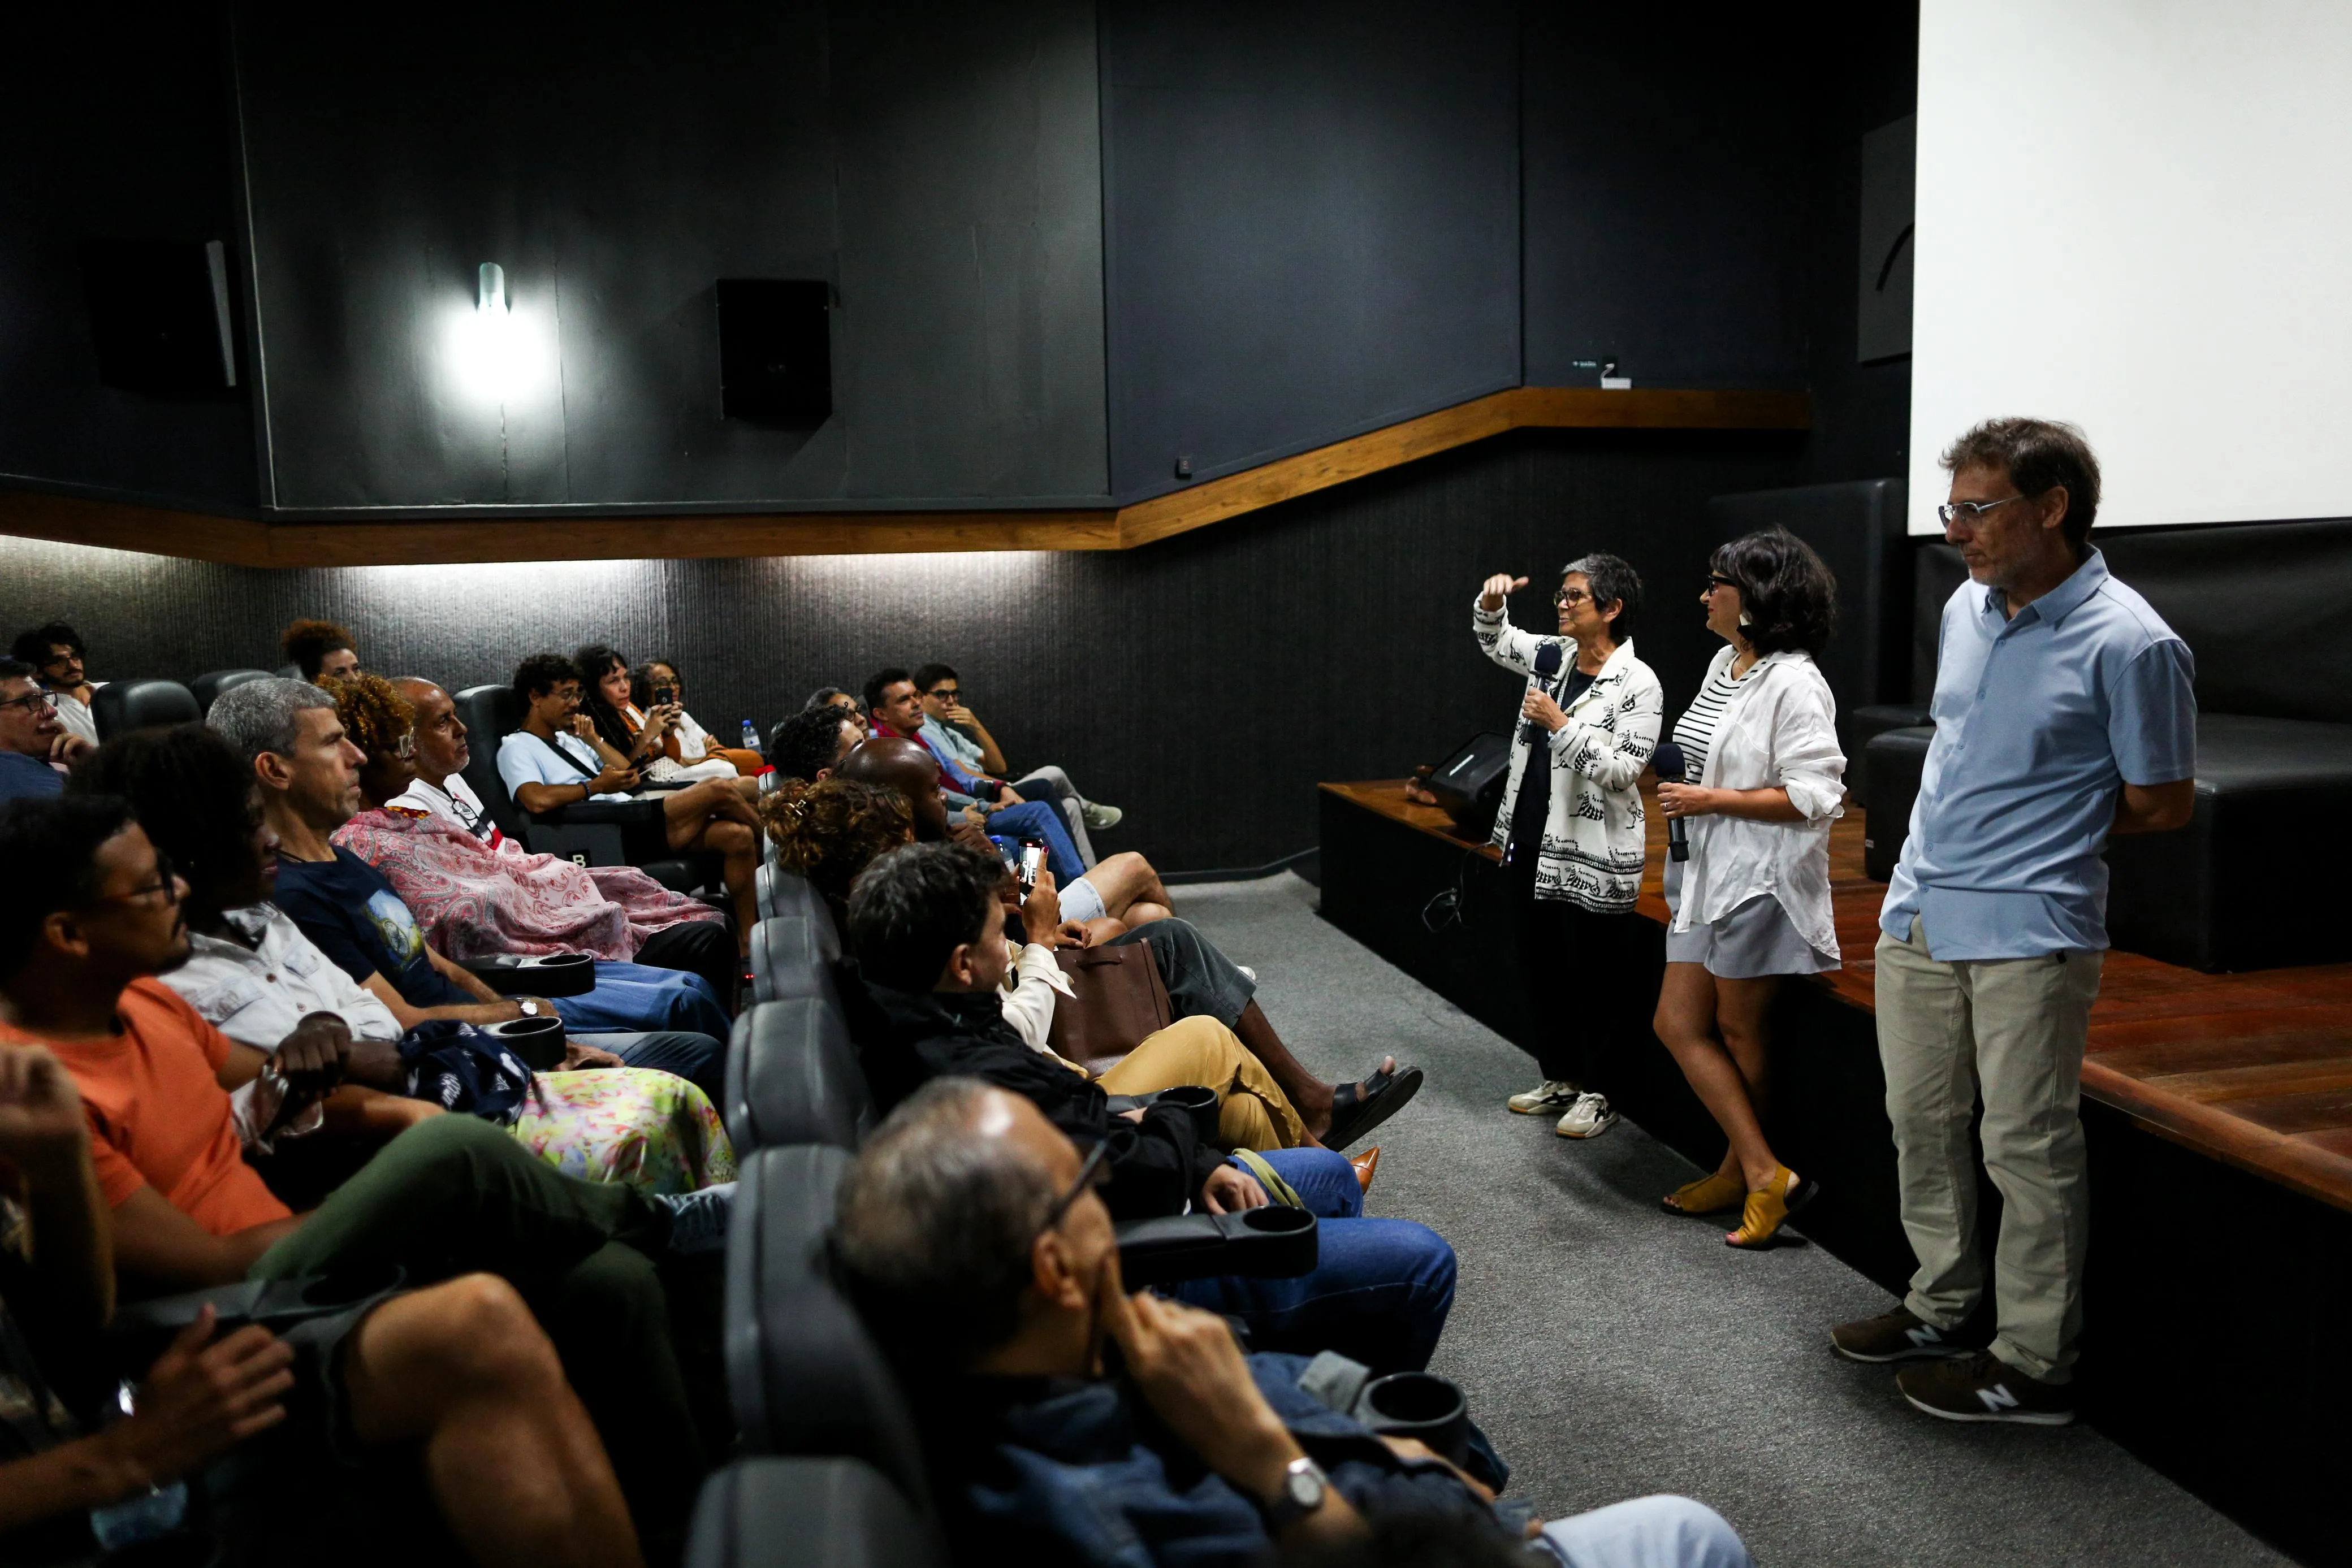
[573, 646, 736, 785]
[633, 657, 762, 777]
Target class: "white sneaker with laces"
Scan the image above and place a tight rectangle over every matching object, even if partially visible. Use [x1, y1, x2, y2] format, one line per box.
[1555, 1092, 1619, 1139]
[1508, 1079, 1582, 1115]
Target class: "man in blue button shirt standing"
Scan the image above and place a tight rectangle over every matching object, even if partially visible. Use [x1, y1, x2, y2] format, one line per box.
[1831, 419, 2196, 1426]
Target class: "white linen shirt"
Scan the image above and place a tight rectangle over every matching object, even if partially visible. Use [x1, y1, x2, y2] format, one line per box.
[998, 941, 1076, 1056]
[162, 904, 407, 1048]
[1667, 646, 1847, 958]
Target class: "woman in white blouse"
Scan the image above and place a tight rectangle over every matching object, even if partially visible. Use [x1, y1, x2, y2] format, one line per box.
[1653, 527, 1847, 1248]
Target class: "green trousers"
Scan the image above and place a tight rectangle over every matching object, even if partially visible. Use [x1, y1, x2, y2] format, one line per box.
[249, 1112, 708, 1563]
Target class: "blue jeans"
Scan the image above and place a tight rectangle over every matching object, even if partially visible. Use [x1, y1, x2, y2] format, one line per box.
[578, 1029, 728, 1107]
[985, 801, 1086, 885]
[1537, 1497, 1752, 1568]
[1169, 1147, 1456, 1374]
[552, 960, 733, 1042]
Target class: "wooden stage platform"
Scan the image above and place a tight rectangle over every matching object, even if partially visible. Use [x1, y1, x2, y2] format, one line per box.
[1319, 778, 2352, 1563]
[1321, 778, 2352, 1217]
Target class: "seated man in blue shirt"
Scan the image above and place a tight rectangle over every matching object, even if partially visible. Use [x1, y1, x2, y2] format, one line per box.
[1835, 418, 2197, 1426]
[0, 659, 90, 802]
[833, 1078, 1752, 1568]
[207, 678, 729, 1102]
[914, 660, 1123, 847]
[864, 667, 1094, 885]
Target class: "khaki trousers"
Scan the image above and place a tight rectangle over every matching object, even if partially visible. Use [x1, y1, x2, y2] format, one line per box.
[1875, 918, 2103, 1383]
[1095, 1014, 1309, 1151]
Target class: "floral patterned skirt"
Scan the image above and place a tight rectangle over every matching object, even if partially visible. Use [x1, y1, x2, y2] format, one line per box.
[509, 1068, 736, 1196]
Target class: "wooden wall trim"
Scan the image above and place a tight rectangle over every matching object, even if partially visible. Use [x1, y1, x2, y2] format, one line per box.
[0, 385, 1808, 568]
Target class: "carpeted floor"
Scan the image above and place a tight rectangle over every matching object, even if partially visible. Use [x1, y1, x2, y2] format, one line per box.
[1175, 872, 2288, 1568]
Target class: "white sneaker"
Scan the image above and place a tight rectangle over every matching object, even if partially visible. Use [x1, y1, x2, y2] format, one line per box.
[1507, 1079, 1581, 1115]
[1081, 802, 1124, 830]
[1555, 1093, 1619, 1139]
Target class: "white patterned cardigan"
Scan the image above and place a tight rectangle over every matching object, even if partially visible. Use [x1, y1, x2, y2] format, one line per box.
[1473, 597, 1664, 913]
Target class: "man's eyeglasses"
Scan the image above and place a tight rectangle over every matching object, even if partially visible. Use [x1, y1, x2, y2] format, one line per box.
[1036, 1139, 1113, 1236]
[1936, 495, 2029, 527]
[0, 690, 57, 717]
[1552, 588, 1592, 608]
[927, 687, 960, 703]
[94, 849, 180, 909]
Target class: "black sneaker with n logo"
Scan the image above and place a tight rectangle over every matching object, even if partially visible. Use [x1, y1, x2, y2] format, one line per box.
[1896, 1352, 2076, 1426]
[1829, 1306, 1982, 1364]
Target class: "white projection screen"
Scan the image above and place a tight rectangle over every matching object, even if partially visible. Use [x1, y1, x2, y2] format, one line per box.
[1909, 0, 2352, 534]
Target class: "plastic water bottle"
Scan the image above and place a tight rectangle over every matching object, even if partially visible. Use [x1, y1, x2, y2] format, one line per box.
[740, 720, 763, 756]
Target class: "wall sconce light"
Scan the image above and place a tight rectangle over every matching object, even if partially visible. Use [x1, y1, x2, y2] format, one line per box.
[451, 261, 537, 404]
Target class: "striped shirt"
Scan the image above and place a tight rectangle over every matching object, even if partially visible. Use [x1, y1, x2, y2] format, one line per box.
[1670, 660, 1748, 779]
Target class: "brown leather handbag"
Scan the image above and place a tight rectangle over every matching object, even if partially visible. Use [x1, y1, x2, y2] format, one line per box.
[1045, 942, 1174, 1075]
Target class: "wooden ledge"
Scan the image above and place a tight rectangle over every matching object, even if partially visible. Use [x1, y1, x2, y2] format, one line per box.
[0, 385, 1808, 568]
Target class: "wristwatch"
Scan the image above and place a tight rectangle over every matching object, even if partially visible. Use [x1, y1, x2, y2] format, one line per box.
[517, 999, 546, 1019]
[1262, 1456, 1329, 1529]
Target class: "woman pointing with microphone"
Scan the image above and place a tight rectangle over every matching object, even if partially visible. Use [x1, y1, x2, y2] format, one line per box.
[1474, 556, 1662, 1140]
[1653, 527, 1847, 1248]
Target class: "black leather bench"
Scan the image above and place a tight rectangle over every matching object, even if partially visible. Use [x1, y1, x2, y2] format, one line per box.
[1866, 714, 2352, 972]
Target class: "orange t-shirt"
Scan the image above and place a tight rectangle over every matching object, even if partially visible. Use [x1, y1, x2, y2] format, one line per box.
[0, 978, 292, 1236]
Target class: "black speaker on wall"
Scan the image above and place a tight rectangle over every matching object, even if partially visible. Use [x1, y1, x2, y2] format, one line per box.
[79, 237, 237, 395]
[716, 279, 832, 423]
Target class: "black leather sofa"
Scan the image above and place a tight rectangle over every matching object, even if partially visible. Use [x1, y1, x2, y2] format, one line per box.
[1865, 519, 2352, 972]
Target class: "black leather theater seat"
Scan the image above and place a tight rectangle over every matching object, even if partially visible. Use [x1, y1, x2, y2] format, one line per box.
[725, 1145, 937, 1513]
[92, 678, 201, 738]
[749, 914, 841, 1008]
[686, 1458, 937, 1568]
[725, 999, 870, 1155]
[189, 668, 276, 713]
[452, 682, 710, 893]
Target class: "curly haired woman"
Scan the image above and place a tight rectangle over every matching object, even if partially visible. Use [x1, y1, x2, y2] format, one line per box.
[281, 617, 359, 681]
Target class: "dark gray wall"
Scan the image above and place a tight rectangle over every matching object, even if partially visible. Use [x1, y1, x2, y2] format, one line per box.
[234, 0, 1107, 513]
[1099, 0, 1521, 500]
[3, 425, 1805, 871]
[0, 7, 256, 508]
[1520, 10, 1809, 392]
[1793, 2, 1919, 487]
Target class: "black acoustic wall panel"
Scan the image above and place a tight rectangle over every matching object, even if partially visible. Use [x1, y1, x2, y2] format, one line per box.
[1705, 478, 1910, 729]
[231, 0, 1106, 512]
[0, 4, 256, 507]
[1100, 0, 1520, 501]
[1521, 9, 1808, 392]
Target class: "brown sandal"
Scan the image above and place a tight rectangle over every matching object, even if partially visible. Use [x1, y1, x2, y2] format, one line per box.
[1662, 1171, 1745, 1216]
[1725, 1166, 1821, 1249]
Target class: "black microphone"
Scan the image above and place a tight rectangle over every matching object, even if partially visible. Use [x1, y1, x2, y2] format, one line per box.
[1654, 740, 1692, 863]
[1523, 644, 1564, 745]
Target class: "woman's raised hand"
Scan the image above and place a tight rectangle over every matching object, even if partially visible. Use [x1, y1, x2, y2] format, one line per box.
[1479, 573, 1529, 612]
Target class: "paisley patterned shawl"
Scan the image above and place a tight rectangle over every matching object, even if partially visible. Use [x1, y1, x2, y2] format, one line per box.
[332, 806, 721, 962]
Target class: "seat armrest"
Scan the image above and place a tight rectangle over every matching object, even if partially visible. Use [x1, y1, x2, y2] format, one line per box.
[1115, 1207, 1318, 1288]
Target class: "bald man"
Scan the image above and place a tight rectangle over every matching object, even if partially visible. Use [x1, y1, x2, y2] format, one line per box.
[386, 678, 496, 839]
[839, 737, 1172, 929]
